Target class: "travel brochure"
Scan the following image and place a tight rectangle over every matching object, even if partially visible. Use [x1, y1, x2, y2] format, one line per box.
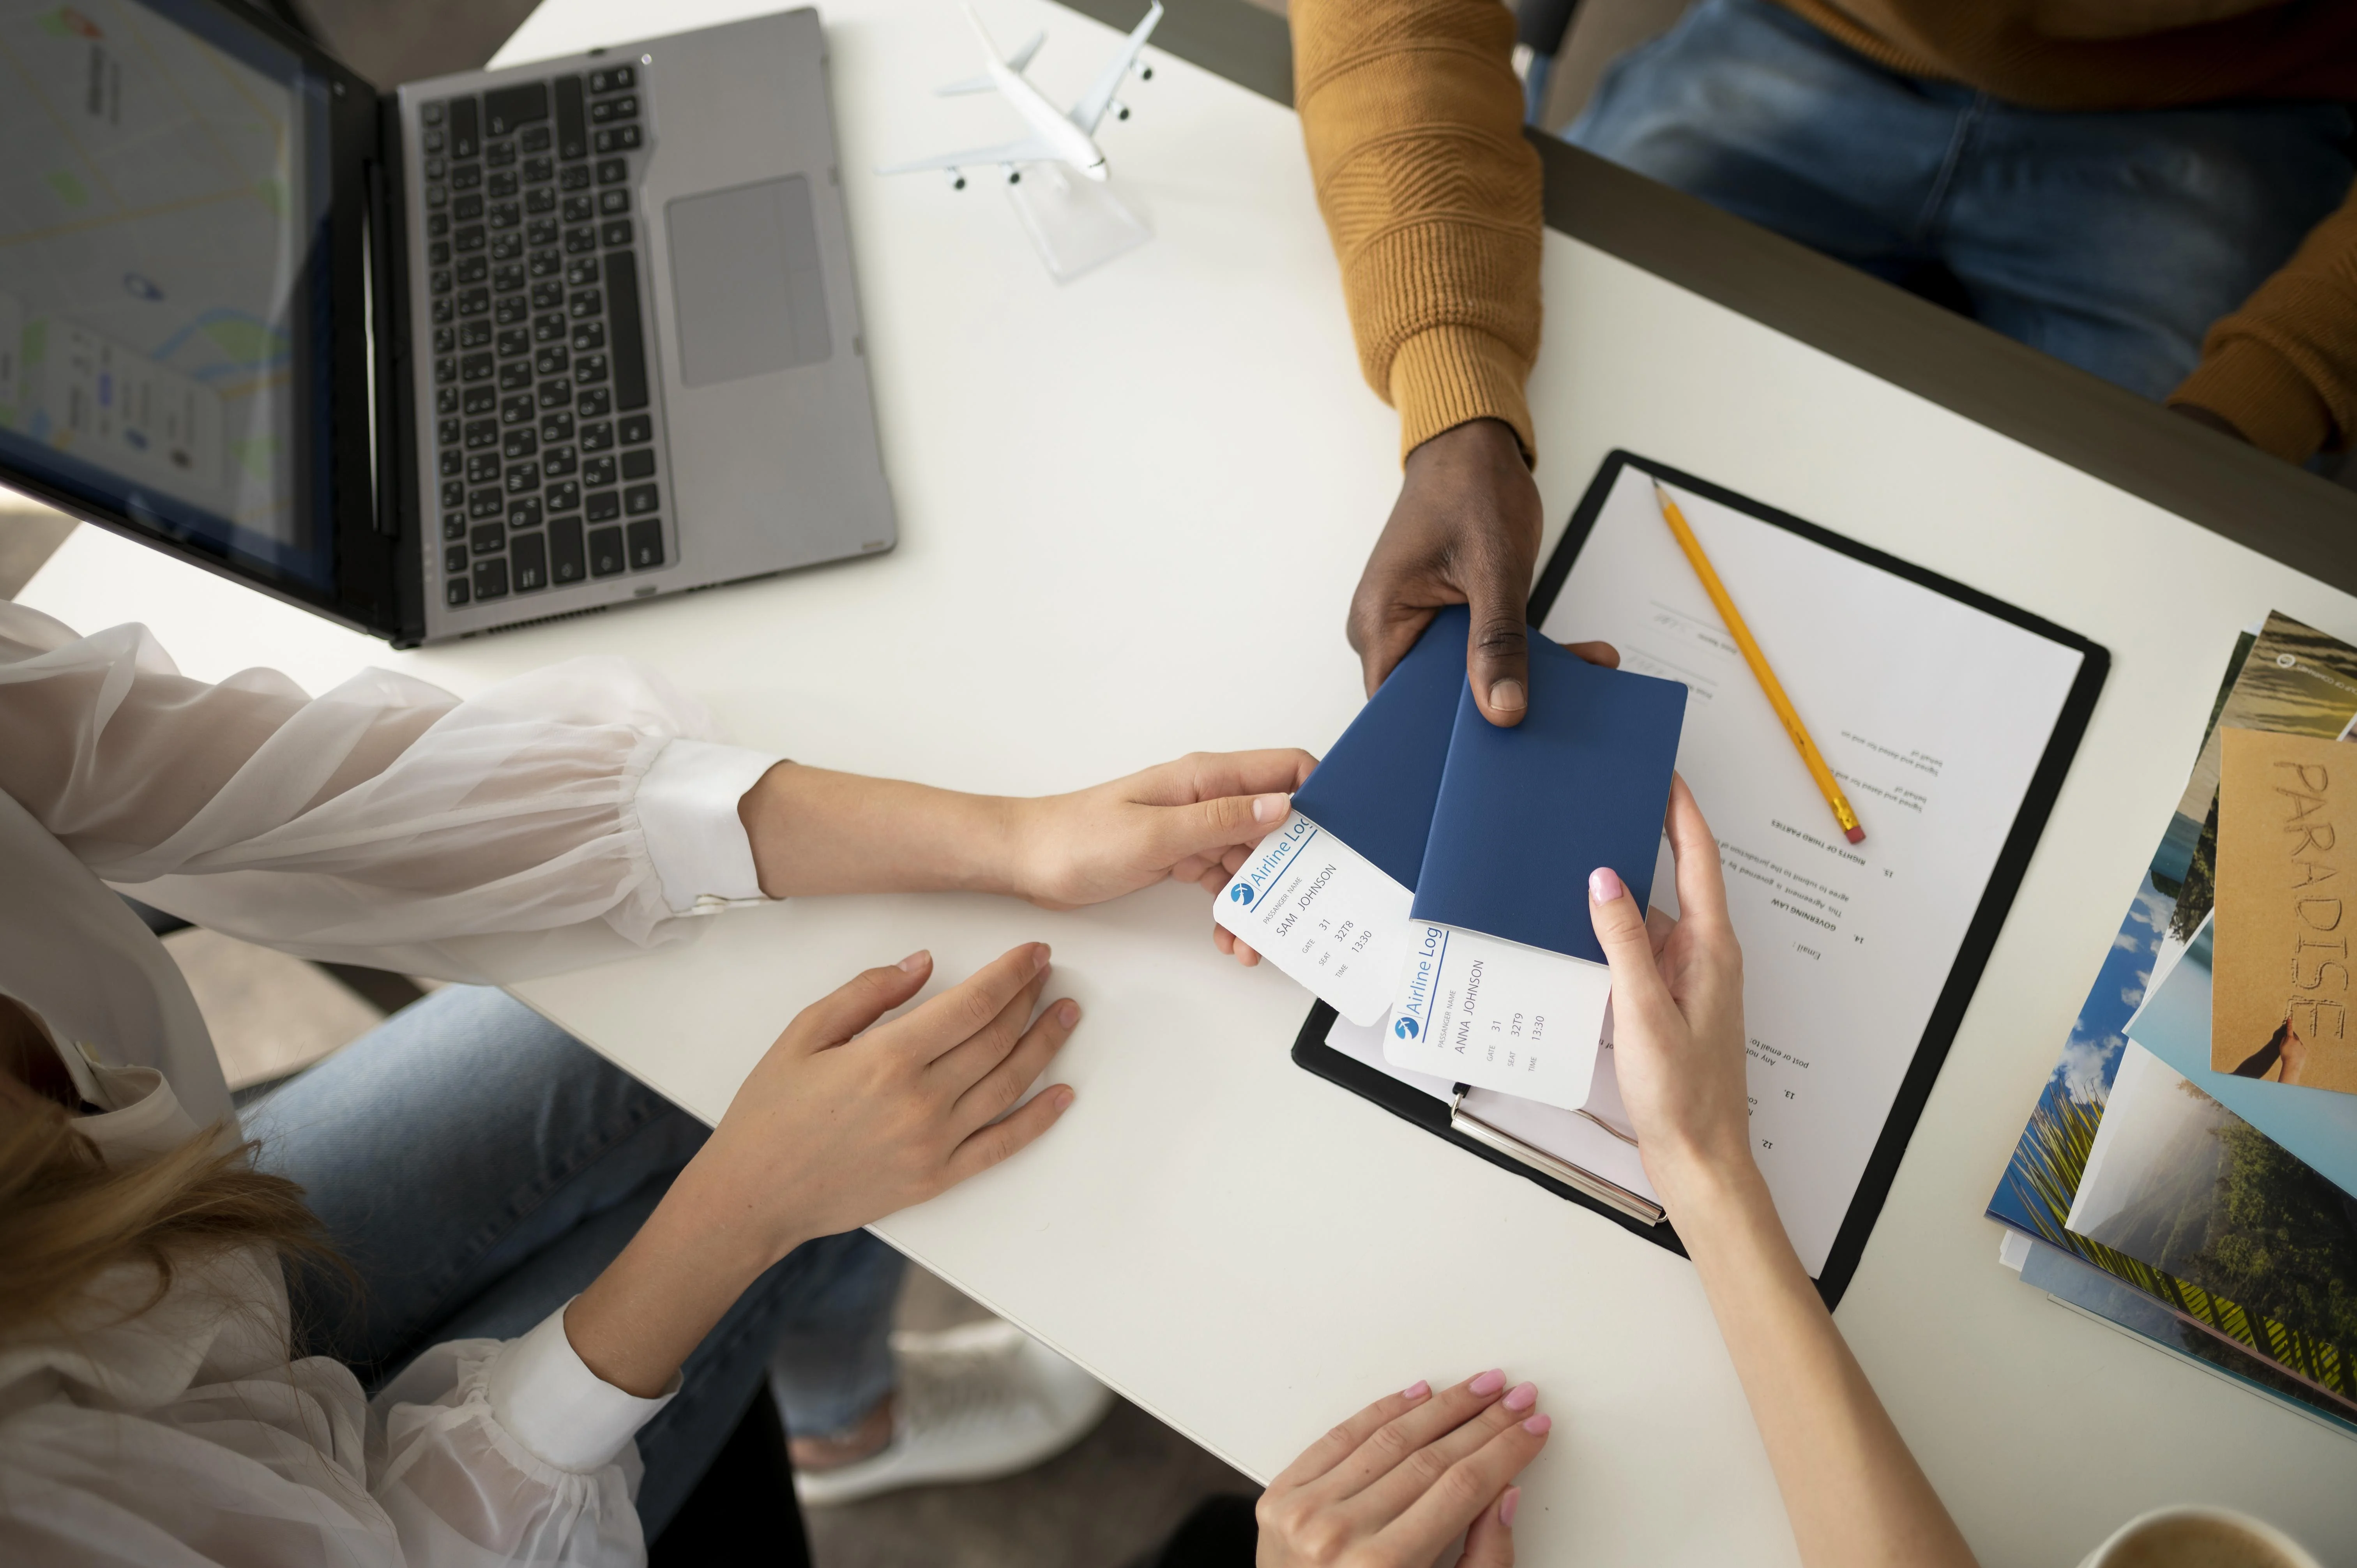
[1987, 612, 2357, 1434]
[2128, 920, 2357, 1202]
[2019, 1237, 2357, 1439]
[2213, 727, 2357, 1092]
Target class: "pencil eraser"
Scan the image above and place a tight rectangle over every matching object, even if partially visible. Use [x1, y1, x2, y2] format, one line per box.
[1845, 826, 1866, 844]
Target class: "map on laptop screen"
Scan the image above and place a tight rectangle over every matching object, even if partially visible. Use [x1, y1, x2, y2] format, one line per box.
[0, 0, 333, 580]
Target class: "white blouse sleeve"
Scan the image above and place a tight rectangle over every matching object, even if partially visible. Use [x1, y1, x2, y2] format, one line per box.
[0, 1251, 671, 1568]
[0, 601, 782, 981]
[369, 1308, 673, 1567]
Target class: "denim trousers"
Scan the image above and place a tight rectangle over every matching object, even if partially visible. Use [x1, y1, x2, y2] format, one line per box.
[1566, 0, 2357, 402]
[239, 985, 906, 1540]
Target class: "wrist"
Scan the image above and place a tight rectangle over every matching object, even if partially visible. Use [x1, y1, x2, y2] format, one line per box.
[1396, 418, 1542, 566]
[657, 1150, 813, 1287]
[565, 1162, 790, 1398]
[978, 793, 1034, 901]
[1406, 416, 1526, 478]
[740, 761, 1025, 900]
[739, 761, 799, 898]
[1644, 1135, 1768, 1231]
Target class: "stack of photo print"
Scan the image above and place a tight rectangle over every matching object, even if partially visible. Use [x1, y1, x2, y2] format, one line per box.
[1988, 611, 2357, 1437]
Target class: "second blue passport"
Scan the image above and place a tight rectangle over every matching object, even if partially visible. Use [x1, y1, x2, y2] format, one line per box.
[1385, 635, 1687, 1108]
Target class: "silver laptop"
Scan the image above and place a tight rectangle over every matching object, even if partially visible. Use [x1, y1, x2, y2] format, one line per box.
[0, 2, 893, 645]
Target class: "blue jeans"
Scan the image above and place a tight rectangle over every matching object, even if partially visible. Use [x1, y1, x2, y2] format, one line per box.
[240, 985, 905, 1540]
[1566, 0, 2357, 401]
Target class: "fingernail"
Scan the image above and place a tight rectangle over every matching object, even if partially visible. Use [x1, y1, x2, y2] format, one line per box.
[1034, 944, 1052, 973]
[899, 949, 930, 972]
[1056, 999, 1080, 1027]
[1499, 1488, 1520, 1530]
[1468, 1368, 1505, 1397]
[1051, 1085, 1075, 1110]
[1522, 1413, 1551, 1436]
[1401, 1379, 1430, 1401]
[1488, 678, 1525, 713]
[1588, 867, 1625, 904]
[1253, 792, 1291, 823]
[1502, 1380, 1537, 1413]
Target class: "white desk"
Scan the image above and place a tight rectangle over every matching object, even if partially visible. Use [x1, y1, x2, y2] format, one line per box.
[26, 0, 2357, 1559]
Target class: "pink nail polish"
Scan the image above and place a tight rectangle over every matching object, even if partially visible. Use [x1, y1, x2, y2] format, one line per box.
[898, 949, 930, 972]
[1499, 1488, 1521, 1529]
[1522, 1413, 1551, 1436]
[1588, 866, 1625, 903]
[1401, 1379, 1430, 1400]
[1502, 1380, 1537, 1413]
[1468, 1368, 1506, 1397]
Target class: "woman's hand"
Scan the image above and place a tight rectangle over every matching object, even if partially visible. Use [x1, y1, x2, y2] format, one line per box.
[1008, 750, 1317, 910]
[1588, 781, 1983, 1568]
[564, 944, 1077, 1395]
[1585, 775, 1753, 1201]
[1256, 1370, 1550, 1568]
[737, 752, 1315, 968]
[689, 943, 1076, 1246]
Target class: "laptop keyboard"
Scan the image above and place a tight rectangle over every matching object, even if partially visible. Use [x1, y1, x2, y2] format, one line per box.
[417, 66, 664, 609]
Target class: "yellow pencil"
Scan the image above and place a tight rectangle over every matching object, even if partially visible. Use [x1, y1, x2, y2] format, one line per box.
[1651, 479, 1865, 845]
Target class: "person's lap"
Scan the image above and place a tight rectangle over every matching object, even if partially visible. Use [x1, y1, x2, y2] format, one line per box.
[1566, 0, 2356, 400]
[241, 984, 903, 1538]
[242, 985, 706, 1379]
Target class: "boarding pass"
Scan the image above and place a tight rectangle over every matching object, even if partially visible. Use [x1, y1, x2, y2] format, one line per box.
[1214, 809, 1413, 1027]
[1386, 922, 1613, 1110]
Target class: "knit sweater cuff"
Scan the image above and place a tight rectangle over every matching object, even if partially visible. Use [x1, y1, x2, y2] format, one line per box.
[1391, 325, 1536, 467]
[2169, 336, 2336, 461]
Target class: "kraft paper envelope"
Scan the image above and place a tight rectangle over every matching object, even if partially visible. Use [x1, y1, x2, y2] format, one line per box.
[2215, 727, 2357, 1094]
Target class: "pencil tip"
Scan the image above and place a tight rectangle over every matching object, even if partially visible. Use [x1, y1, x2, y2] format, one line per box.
[1845, 826, 1866, 844]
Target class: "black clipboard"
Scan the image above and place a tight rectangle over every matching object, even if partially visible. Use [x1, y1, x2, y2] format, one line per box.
[1291, 450, 2110, 1308]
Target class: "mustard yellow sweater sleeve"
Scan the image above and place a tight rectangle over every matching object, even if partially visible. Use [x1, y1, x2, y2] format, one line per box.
[2170, 188, 2357, 461]
[1292, 0, 1545, 464]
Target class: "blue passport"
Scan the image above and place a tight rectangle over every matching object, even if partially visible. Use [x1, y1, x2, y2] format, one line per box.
[1386, 634, 1687, 1109]
[1291, 604, 1468, 889]
[1413, 637, 1688, 962]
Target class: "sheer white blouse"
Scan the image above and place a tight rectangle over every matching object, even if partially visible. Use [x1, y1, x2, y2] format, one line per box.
[0, 600, 785, 1566]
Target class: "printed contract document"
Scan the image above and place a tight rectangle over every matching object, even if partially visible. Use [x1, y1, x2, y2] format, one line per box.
[1333, 463, 2087, 1276]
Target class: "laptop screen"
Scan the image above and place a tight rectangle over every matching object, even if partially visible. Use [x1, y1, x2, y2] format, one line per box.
[0, 0, 337, 590]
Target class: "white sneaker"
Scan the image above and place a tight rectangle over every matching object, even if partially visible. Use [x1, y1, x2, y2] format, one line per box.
[786, 1318, 1114, 1506]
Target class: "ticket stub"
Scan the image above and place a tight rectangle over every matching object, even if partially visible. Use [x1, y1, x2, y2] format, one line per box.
[1214, 809, 1414, 1026]
[1384, 922, 1613, 1109]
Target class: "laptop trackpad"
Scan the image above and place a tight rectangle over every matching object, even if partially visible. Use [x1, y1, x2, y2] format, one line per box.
[666, 176, 833, 387]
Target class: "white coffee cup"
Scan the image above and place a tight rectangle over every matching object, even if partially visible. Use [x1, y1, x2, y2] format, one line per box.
[2076, 1506, 2322, 1568]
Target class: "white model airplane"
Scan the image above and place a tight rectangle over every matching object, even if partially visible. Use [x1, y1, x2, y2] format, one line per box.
[880, 1, 1162, 188]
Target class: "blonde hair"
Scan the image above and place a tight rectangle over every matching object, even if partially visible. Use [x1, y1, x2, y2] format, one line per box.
[0, 1070, 341, 1340]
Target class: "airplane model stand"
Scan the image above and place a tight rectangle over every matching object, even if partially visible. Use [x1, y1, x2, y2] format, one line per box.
[880, 1, 1164, 281]
[1009, 167, 1150, 283]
